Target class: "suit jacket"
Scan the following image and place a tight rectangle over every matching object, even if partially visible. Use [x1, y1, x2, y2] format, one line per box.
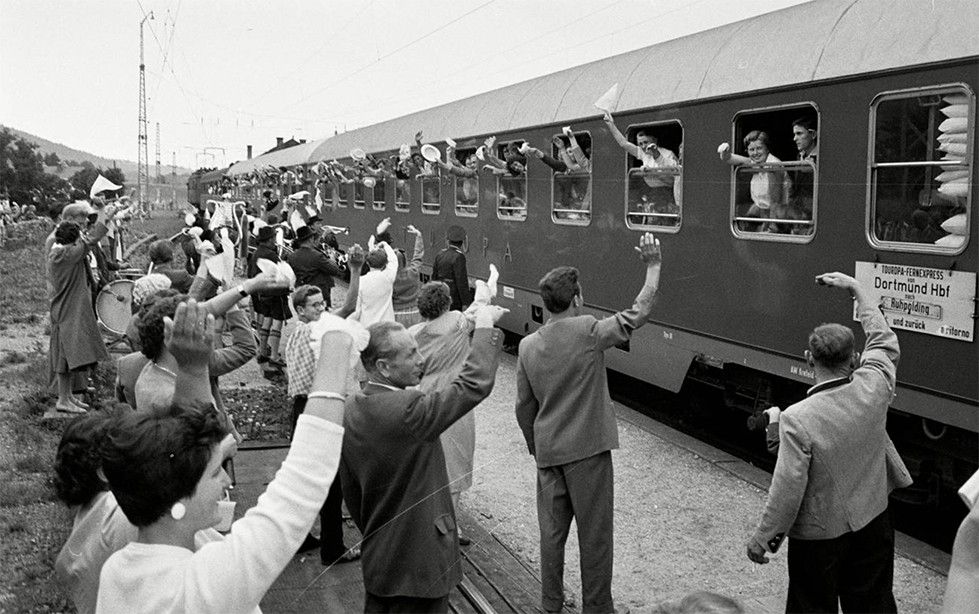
[752, 304, 911, 549]
[432, 246, 471, 311]
[287, 245, 342, 302]
[515, 293, 654, 468]
[339, 327, 503, 598]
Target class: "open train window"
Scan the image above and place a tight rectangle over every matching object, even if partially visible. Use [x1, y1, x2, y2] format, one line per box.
[727, 104, 817, 241]
[317, 180, 338, 210]
[421, 175, 441, 215]
[495, 139, 527, 221]
[395, 179, 410, 212]
[338, 182, 350, 208]
[868, 85, 973, 254]
[624, 121, 682, 232]
[370, 177, 386, 211]
[452, 146, 479, 218]
[550, 130, 592, 226]
[353, 181, 366, 209]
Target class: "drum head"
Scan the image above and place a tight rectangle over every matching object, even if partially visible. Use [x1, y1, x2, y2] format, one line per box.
[96, 280, 134, 335]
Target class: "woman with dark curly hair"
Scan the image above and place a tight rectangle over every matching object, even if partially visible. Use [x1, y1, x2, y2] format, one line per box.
[54, 411, 136, 614]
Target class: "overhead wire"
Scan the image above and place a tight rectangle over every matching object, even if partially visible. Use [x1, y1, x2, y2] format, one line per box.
[278, 0, 498, 114]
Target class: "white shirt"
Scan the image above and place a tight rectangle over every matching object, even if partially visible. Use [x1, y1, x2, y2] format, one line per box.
[96, 417, 344, 614]
[350, 241, 399, 327]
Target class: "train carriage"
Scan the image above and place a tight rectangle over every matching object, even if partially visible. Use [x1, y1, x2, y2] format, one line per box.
[226, 0, 978, 493]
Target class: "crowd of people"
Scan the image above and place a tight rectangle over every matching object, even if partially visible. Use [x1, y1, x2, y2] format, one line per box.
[30, 163, 979, 614]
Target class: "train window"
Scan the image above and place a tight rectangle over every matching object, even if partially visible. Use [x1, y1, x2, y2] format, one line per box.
[869, 86, 973, 253]
[353, 181, 366, 209]
[453, 146, 479, 218]
[338, 182, 350, 208]
[370, 177, 386, 211]
[624, 121, 683, 232]
[551, 130, 592, 226]
[421, 176, 440, 214]
[496, 140, 527, 221]
[395, 179, 410, 212]
[728, 105, 818, 241]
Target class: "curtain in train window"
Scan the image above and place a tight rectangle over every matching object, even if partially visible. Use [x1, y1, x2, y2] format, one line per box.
[726, 106, 817, 239]
[395, 179, 410, 212]
[370, 177, 386, 211]
[452, 146, 479, 217]
[496, 141, 527, 221]
[625, 121, 682, 230]
[421, 176, 441, 214]
[353, 181, 366, 209]
[870, 87, 972, 252]
[551, 131, 592, 225]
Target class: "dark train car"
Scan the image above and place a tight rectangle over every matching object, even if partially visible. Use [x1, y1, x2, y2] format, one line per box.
[231, 0, 978, 492]
[186, 167, 230, 207]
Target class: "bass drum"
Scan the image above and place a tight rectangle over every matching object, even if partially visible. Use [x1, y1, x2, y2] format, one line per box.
[95, 279, 134, 335]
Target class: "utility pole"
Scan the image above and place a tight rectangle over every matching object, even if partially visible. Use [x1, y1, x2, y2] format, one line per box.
[155, 122, 162, 184]
[137, 11, 153, 217]
[171, 151, 177, 209]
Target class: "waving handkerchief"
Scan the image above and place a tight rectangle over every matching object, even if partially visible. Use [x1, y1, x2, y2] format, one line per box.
[255, 258, 297, 288]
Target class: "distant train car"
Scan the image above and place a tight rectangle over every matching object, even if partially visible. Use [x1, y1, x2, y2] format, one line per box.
[186, 167, 229, 208]
[228, 0, 978, 495]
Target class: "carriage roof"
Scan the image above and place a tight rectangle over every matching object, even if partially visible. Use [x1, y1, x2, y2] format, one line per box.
[229, 0, 978, 176]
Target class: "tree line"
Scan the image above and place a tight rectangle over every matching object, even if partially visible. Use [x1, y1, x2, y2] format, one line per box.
[1, 128, 126, 214]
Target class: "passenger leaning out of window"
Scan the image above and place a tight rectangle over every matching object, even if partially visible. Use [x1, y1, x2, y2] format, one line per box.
[718, 130, 798, 233]
[604, 111, 680, 214]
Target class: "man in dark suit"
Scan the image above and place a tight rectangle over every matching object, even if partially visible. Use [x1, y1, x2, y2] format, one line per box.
[431, 225, 471, 311]
[747, 272, 910, 613]
[339, 304, 507, 613]
[515, 233, 662, 614]
[287, 225, 343, 308]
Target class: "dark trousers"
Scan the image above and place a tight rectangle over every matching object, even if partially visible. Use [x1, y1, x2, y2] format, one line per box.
[292, 395, 347, 561]
[363, 593, 448, 613]
[537, 451, 614, 614]
[786, 509, 897, 614]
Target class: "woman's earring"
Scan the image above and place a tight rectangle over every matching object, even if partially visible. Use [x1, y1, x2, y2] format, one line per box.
[170, 502, 186, 521]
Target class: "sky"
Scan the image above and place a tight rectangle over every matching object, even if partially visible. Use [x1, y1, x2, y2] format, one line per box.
[1, 0, 809, 170]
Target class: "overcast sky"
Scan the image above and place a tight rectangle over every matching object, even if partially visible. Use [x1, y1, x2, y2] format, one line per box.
[1, 0, 808, 169]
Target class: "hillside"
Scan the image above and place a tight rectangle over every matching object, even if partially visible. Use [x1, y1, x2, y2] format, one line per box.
[1, 124, 193, 182]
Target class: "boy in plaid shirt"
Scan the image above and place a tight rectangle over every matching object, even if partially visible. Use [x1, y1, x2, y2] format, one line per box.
[284, 245, 364, 564]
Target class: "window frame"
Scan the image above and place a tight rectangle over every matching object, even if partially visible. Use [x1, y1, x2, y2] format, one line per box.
[353, 179, 366, 210]
[866, 83, 973, 255]
[420, 174, 441, 215]
[550, 129, 593, 227]
[727, 102, 820, 244]
[370, 177, 386, 211]
[495, 139, 528, 222]
[452, 146, 480, 218]
[337, 181, 350, 208]
[394, 177, 411, 213]
[623, 119, 684, 234]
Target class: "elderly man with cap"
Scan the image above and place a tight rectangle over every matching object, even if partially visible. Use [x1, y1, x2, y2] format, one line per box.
[432, 225, 472, 312]
[287, 225, 343, 309]
[46, 202, 117, 413]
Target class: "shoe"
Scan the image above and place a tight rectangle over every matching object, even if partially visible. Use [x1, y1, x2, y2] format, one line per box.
[298, 534, 320, 553]
[70, 396, 91, 409]
[322, 545, 361, 565]
[55, 402, 87, 414]
[256, 354, 269, 365]
[458, 534, 471, 546]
